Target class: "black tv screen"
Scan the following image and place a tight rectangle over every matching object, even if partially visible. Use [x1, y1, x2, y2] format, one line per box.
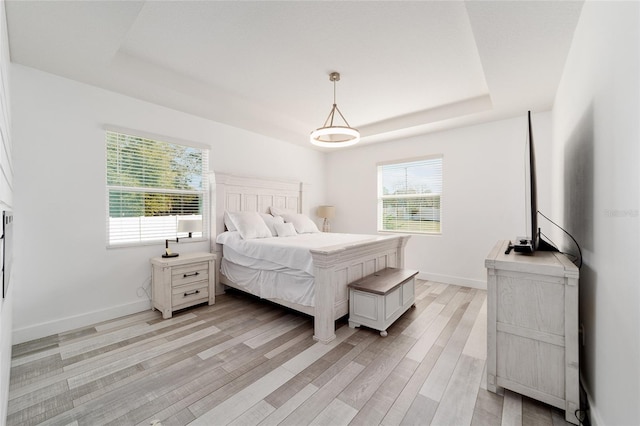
[527, 110, 539, 251]
[513, 111, 538, 254]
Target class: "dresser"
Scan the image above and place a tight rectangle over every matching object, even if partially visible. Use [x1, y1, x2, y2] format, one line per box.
[150, 252, 216, 319]
[485, 240, 579, 424]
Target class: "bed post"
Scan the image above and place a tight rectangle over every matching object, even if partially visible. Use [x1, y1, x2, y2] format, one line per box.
[396, 235, 409, 267]
[312, 265, 336, 343]
[300, 182, 311, 216]
[209, 171, 218, 253]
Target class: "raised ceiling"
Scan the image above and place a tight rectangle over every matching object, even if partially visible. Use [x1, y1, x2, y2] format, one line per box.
[5, 1, 583, 149]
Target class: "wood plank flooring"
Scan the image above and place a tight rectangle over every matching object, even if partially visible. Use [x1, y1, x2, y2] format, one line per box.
[8, 281, 576, 426]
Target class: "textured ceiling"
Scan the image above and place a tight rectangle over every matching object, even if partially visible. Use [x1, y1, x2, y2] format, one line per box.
[6, 1, 584, 149]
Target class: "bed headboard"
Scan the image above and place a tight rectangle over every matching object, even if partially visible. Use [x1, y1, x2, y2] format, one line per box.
[210, 172, 307, 249]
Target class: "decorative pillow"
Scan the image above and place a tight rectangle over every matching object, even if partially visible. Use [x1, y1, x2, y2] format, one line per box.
[226, 211, 272, 239]
[269, 206, 297, 217]
[224, 211, 237, 231]
[274, 222, 297, 237]
[260, 213, 284, 236]
[280, 212, 320, 234]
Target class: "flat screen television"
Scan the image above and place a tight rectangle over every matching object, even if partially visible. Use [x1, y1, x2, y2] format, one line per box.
[512, 112, 537, 253]
[512, 111, 556, 254]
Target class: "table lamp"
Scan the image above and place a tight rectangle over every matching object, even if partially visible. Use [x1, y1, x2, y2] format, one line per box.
[317, 205, 336, 232]
[162, 218, 203, 258]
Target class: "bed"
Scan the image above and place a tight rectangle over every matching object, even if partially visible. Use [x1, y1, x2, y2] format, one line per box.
[211, 172, 410, 343]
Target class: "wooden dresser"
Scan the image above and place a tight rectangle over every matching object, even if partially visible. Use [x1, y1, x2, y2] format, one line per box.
[150, 252, 216, 319]
[485, 240, 579, 424]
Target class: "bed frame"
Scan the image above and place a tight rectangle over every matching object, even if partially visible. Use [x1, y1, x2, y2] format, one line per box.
[211, 172, 410, 343]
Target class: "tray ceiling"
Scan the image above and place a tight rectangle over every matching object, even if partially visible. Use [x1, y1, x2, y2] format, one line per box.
[6, 1, 583, 149]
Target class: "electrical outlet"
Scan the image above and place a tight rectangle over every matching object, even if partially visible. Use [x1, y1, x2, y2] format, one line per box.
[579, 323, 585, 346]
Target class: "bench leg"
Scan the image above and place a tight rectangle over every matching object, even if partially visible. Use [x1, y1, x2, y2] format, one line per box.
[380, 330, 388, 337]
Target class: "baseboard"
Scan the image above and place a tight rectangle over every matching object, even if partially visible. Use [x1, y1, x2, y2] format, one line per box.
[12, 300, 151, 344]
[416, 272, 486, 290]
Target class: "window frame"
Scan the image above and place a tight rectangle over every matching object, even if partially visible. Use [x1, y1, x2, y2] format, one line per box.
[377, 155, 443, 235]
[104, 126, 210, 248]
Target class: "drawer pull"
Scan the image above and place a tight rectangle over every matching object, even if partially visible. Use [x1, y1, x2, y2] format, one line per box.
[184, 290, 200, 297]
[183, 272, 200, 278]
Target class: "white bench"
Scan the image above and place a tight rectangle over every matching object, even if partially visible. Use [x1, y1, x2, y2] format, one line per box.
[348, 268, 418, 337]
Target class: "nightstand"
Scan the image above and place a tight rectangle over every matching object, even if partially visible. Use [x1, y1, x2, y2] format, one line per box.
[150, 252, 216, 319]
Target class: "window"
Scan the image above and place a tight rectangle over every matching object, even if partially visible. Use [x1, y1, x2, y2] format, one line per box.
[106, 129, 209, 246]
[377, 156, 443, 234]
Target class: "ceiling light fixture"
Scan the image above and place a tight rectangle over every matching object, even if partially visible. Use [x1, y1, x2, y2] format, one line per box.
[310, 72, 360, 148]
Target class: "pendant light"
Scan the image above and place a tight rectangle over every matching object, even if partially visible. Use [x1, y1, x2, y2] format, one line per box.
[310, 72, 360, 148]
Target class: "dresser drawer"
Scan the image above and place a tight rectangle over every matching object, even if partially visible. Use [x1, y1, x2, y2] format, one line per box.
[172, 281, 209, 309]
[171, 262, 210, 287]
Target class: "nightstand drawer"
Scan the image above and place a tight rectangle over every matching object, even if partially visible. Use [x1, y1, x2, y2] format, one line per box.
[171, 262, 209, 287]
[172, 281, 208, 309]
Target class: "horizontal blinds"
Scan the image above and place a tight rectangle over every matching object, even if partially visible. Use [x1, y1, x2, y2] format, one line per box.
[378, 157, 442, 233]
[108, 190, 202, 218]
[107, 131, 205, 191]
[108, 214, 204, 245]
[106, 131, 209, 246]
[379, 157, 442, 196]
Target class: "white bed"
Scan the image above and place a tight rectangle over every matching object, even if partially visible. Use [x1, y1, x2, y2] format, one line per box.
[211, 172, 410, 343]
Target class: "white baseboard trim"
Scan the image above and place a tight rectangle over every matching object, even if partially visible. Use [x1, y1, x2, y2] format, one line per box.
[12, 300, 151, 344]
[417, 272, 486, 290]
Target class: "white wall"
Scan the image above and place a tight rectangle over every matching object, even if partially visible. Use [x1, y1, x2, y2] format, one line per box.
[10, 64, 326, 344]
[326, 112, 553, 287]
[551, 2, 639, 425]
[0, 0, 12, 423]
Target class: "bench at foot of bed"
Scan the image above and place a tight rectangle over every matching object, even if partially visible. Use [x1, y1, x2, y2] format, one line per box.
[347, 268, 418, 337]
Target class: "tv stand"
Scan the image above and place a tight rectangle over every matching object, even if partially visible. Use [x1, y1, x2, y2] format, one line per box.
[537, 237, 560, 252]
[486, 240, 580, 424]
[506, 231, 561, 255]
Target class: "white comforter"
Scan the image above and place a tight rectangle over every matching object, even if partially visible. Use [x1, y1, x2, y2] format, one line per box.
[216, 231, 380, 275]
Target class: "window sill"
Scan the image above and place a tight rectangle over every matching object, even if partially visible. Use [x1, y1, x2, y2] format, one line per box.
[107, 237, 208, 250]
[377, 230, 442, 236]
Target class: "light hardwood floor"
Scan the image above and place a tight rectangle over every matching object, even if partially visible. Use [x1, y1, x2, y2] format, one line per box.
[8, 281, 577, 426]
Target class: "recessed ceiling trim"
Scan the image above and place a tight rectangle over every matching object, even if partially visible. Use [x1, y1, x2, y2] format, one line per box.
[359, 94, 493, 139]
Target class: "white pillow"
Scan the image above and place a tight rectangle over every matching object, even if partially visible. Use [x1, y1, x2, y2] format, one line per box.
[224, 211, 237, 231]
[226, 211, 272, 239]
[260, 213, 284, 236]
[274, 222, 297, 237]
[270, 206, 296, 217]
[280, 212, 320, 234]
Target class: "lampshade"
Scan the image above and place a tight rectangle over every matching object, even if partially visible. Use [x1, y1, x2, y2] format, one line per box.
[310, 72, 360, 148]
[317, 205, 336, 219]
[178, 219, 202, 234]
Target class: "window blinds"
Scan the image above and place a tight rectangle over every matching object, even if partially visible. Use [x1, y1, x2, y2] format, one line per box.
[378, 156, 443, 233]
[106, 131, 209, 246]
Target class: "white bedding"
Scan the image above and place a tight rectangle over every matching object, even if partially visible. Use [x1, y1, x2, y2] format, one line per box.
[216, 231, 384, 307]
[216, 231, 380, 275]
[220, 259, 315, 306]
